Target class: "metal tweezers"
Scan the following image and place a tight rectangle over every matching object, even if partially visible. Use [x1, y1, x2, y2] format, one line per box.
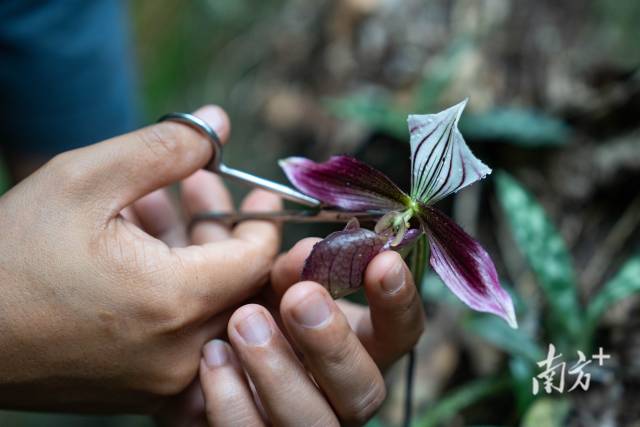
[159, 112, 384, 227]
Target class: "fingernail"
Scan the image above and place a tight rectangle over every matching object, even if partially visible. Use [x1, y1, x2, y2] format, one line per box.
[236, 311, 272, 345]
[292, 292, 332, 328]
[203, 340, 229, 368]
[382, 262, 406, 294]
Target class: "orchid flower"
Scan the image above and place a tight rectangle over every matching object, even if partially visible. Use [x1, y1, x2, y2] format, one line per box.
[279, 100, 518, 328]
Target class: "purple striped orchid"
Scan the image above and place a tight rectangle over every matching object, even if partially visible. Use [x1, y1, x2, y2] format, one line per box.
[279, 100, 517, 328]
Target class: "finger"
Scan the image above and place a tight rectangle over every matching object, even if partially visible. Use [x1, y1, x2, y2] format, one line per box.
[133, 189, 187, 247]
[231, 189, 282, 249]
[200, 340, 265, 427]
[280, 282, 386, 425]
[270, 237, 321, 296]
[170, 190, 281, 316]
[60, 105, 230, 215]
[228, 305, 339, 426]
[358, 251, 426, 370]
[335, 299, 369, 331]
[181, 169, 233, 244]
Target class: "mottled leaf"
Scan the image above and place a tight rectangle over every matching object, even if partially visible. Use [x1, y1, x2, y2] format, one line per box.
[460, 108, 570, 147]
[324, 92, 408, 139]
[279, 155, 409, 210]
[423, 206, 517, 328]
[495, 171, 582, 346]
[409, 100, 491, 204]
[587, 255, 640, 332]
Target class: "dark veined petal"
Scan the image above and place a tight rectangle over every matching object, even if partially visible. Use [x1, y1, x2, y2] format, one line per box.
[302, 218, 388, 298]
[279, 155, 410, 210]
[409, 99, 491, 204]
[421, 206, 518, 328]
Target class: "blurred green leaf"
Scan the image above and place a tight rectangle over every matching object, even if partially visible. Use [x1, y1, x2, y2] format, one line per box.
[364, 417, 388, 427]
[0, 154, 9, 196]
[593, 0, 640, 67]
[521, 398, 570, 427]
[413, 376, 510, 427]
[421, 272, 465, 307]
[509, 356, 537, 415]
[586, 255, 640, 333]
[324, 92, 408, 139]
[460, 109, 570, 147]
[465, 316, 543, 363]
[495, 171, 582, 350]
[325, 38, 472, 140]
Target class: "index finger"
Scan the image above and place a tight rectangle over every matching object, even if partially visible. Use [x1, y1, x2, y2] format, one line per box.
[171, 189, 282, 316]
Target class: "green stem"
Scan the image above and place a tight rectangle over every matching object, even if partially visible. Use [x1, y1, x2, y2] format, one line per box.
[403, 236, 429, 427]
[409, 235, 429, 288]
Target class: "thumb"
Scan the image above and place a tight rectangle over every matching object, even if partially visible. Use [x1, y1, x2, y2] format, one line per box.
[65, 105, 230, 215]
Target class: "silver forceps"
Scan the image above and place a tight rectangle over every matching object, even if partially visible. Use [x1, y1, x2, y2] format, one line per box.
[159, 112, 384, 226]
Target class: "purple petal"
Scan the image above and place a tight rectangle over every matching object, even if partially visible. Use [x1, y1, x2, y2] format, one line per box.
[302, 219, 387, 298]
[384, 228, 422, 251]
[409, 100, 491, 204]
[279, 156, 410, 210]
[422, 206, 517, 328]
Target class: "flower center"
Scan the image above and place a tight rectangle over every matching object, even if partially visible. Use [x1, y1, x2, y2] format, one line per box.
[374, 208, 416, 247]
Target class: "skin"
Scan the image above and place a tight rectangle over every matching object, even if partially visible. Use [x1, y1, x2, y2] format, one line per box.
[0, 104, 426, 425]
[145, 164, 426, 426]
[0, 106, 282, 411]
[158, 240, 426, 427]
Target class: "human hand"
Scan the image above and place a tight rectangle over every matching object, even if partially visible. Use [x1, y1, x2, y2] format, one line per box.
[164, 239, 426, 426]
[0, 106, 281, 412]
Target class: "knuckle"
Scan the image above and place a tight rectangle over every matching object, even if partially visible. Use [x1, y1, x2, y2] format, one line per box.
[93, 234, 188, 330]
[145, 292, 184, 328]
[312, 322, 354, 365]
[241, 239, 278, 277]
[46, 151, 90, 192]
[246, 231, 279, 259]
[343, 377, 386, 425]
[147, 359, 196, 397]
[137, 281, 192, 333]
[121, 274, 187, 332]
